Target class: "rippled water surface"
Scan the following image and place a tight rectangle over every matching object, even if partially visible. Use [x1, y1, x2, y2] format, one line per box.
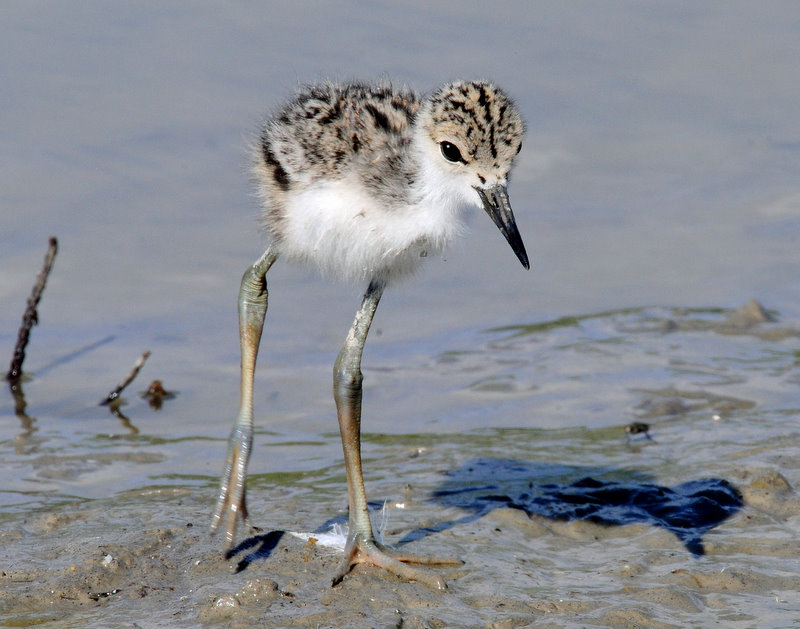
[2, 3, 800, 627]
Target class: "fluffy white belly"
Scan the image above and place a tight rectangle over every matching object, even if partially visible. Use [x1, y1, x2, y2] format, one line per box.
[279, 178, 467, 284]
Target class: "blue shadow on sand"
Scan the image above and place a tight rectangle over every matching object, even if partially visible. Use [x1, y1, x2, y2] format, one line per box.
[226, 530, 285, 573]
[227, 457, 743, 570]
[399, 457, 743, 556]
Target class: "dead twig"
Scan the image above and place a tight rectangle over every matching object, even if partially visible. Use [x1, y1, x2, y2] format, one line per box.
[6, 237, 58, 382]
[101, 350, 151, 405]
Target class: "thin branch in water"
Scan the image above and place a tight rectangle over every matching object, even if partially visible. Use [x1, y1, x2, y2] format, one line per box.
[6, 237, 58, 382]
[101, 350, 151, 405]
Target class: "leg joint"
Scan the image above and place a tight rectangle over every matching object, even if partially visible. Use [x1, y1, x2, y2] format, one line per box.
[239, 264, 268, 303]
[334, 365, 363, 392]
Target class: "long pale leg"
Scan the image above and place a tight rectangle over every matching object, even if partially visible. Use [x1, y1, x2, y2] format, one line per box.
[211, 248, 278, 550]
[331, 281, 458, 590]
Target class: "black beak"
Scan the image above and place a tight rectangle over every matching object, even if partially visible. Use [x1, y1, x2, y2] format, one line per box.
[475, 184, 530, 270]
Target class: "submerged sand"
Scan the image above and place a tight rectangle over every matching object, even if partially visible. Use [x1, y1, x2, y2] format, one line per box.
[1, 462, 798, 627]
[3, 304, 800, 627]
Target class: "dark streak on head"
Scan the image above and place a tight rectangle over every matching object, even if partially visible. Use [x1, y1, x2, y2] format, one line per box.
[261, 142, 290, 191]
[364, 102, 391, 132]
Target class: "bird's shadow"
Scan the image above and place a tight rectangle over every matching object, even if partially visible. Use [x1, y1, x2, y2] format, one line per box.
[225, 529, 285, 573]
[225, 457, 743, 571]
[399, 457, 743, 556]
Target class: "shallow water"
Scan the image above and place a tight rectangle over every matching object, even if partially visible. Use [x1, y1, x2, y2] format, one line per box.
[2, 3, 800, 627]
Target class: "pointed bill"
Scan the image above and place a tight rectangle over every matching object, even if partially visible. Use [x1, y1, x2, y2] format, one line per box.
[475, 184, 530, 269]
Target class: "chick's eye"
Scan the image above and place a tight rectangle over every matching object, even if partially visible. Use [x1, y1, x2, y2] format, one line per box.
[440, 141, 463, 163]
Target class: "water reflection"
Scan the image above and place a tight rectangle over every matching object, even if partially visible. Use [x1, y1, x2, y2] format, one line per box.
[5, 336, 119, 452]
[7, 378, 39, 455]
[106, 398, 140, 435]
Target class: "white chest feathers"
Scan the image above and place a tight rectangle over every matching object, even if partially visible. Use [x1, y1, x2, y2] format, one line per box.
[279, 168, 474, 284]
